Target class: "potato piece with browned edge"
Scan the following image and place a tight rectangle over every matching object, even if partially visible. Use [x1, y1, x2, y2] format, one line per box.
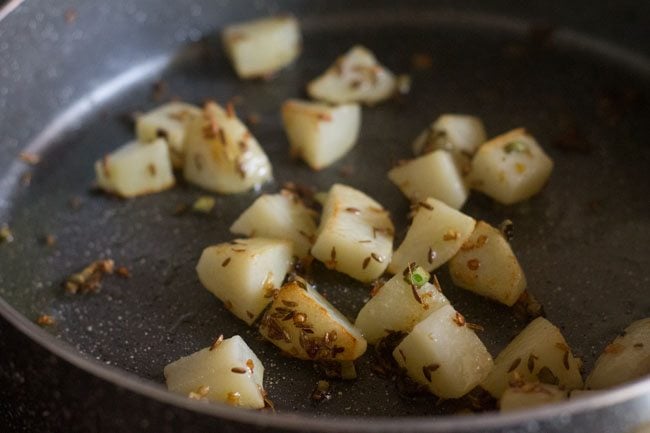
[196, 238, 293, 325]
[388, 150, 469, 209]
[95, 138, 175, 198]
[355, 264, 449, 344]
[481, 317, 583, 398]
[136, 102, 201, 168]
[586, 318, 650, 390]
[393, 304, 493, 399]
[184, 102, 272, 194]
[230, 191, 318, 259]
[164, 335, 265, 408]
[412, 114, 487, 158]
[259, 279, 367, 361]
[282, 99, 361, 170]
[307, 45, 396, 105]
[500, 382, 567, 412]
[448, 220, 526, 306]
[389, 197, 475, 274]
[222, 15, 301, 79]
[469, 128, 553, 205]
[311, 184, 394, 282]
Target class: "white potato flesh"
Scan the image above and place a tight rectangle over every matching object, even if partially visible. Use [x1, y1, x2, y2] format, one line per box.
[230, 191, 318, 258]
[222, 15, 301, 79]
[586, 318, 650, 390]
[259, 279, 367, 360]
[282, 99, 361, 170]
[388, 150, 469, 209]
[393, 304, 493, 399]
[184, 102, 272, 194]
[307, 45, 396, 105]
[135, 102, 201, 168]
[469, 128, 553, 205]
[389, 197, 475, 274]
[412, 114, 487, 158]
[448, 221, 527, 306]
[164, 335, 265, 408]
[95, 139, 175, 198]
[570, 389, 600, 399]
[311, 184, 394, 282]
[355, 264, 450, 344]
[481, 317, 584, 398]
[196, 238, 293, 325]
[500, 383, 567, 412]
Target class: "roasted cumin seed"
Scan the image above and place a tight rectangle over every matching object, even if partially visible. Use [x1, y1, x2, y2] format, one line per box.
[370, 253, 384, 263]
[221, 257, 231, 267]
[281, 300, 298, 308]
[427, 247, 436, 264]
[411, 285, 422, 304]
[507, 357, 522, 373]
[527, 354, 537, 373]
[345, 207, 361, 215]
[537, 366, 559, 385]
[418, 201, 434, 210]
[452, 312, 466, 327]
[563, 351, 570, 370]
[210, 334, 224, 351]
[362, 256, 371, 270]
[422, 364, 440, 382]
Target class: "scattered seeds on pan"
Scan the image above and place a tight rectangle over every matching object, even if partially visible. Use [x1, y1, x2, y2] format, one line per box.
[63, 259, 115, 294]
[36, 314, 55, 326]
[310, 380, 331, 402]
[0, 224, 14, 244]
[192, 196, 216, 214]
[18, 152, 41, 165]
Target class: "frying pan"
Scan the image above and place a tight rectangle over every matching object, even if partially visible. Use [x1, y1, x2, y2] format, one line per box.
[0, 0, 649, 432]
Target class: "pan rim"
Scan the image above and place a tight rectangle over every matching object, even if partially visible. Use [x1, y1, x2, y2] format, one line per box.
[1, 0, 649, 430]
[2, 297, 650, 431]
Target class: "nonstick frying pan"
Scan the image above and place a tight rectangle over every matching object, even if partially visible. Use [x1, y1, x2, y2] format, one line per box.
[0, 0, 649, 432]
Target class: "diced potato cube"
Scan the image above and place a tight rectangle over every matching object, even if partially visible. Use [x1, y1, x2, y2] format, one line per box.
[412, 114, 487, 158]
[196, 238, 293, 325]
[164, 335, 265, 408]
[393, 304, 493, 399]
[481, 317, 584, 398]
[586, 318, 650, 390]
[222, 15, 301, 79]
[282, 99, 361, 170]
[259, 279, 367, 360]
[468, 128, 553, 205]
[388, 150, 469, 209]
[389, 197, 475, 274]
[184, 102, 272, 194]
[448, 221, 527, 306]
[307, 45, 396, 105]
[355, 263, 450, 344]
[311, 184, 394, 282]
[230, 191, 318, 258]
[500, 382, 567, 412]
[135, 102, 201, 168]
[95, 139, 175, 198]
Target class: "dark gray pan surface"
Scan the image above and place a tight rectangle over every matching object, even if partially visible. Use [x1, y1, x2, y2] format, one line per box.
[0, 0, 649, 431]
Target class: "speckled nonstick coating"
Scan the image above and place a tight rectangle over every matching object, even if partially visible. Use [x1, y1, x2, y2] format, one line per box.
[0, 0, 649, 432]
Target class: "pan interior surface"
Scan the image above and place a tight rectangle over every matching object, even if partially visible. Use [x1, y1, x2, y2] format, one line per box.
[0, 2, 649, 422]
